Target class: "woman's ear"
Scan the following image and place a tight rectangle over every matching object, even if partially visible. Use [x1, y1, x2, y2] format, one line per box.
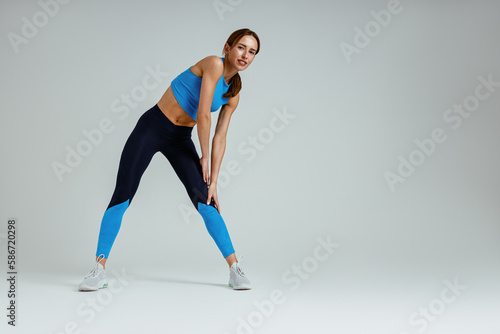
[223, 42, 230, 55]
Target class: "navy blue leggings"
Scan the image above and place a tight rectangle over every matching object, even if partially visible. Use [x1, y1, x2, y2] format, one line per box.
[95, 104, 235, 259]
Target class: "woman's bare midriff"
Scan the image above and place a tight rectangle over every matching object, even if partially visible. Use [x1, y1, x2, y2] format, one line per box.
[157, 86, 197, 127]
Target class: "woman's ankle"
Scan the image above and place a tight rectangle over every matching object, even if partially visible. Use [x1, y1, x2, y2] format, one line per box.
[225, 253, 237, 268]
[95, 256, 107, 269]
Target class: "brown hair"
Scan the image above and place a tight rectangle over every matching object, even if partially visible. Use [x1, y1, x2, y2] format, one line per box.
[222, 28, 260, 99]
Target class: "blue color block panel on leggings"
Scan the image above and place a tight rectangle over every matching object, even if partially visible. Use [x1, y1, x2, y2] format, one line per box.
[96, 200, 129, 258]
[198, 202, 235, 258]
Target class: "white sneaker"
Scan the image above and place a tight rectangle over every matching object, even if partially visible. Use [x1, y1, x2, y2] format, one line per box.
[78, 256, 108, 291]
[229, 261, 251, 290]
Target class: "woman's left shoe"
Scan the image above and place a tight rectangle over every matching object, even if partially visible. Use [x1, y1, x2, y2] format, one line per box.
[78, 257, 108, 291]
[229, 262, 251, 290]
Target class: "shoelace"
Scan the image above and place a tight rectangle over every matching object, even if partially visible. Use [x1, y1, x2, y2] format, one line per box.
[235, 266, 245, 277]
[234, 255, 246, 277]
[84, 254, 106, 279]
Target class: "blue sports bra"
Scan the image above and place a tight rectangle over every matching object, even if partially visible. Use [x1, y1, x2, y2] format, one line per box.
[170, 57, 231, 122]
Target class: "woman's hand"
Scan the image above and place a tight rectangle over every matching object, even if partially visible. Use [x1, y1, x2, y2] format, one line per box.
[200, 156, 209, 183]
[207, 183, 220, 213]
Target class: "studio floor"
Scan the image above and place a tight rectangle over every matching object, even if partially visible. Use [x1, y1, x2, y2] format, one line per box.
[3, 259, 499, 334]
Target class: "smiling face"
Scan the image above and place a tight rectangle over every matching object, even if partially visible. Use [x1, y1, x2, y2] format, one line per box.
[224, 34, 259, 71]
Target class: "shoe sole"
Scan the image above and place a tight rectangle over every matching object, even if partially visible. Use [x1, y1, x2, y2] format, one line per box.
[78, 281, 108, 292]
[229, 281, 251, 290]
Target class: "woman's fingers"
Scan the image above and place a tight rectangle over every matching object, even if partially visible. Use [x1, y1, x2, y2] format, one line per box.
[207, 185, 220, 213]
[213, 194, 220, 213]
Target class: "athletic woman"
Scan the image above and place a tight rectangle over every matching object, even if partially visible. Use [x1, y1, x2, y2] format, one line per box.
[78, 28, 260, 291]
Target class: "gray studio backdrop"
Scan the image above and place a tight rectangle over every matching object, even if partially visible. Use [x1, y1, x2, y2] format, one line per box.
[1, 0, 499, 333]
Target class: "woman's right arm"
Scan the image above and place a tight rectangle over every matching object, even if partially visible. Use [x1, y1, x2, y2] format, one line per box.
[196, 56, 225, 183]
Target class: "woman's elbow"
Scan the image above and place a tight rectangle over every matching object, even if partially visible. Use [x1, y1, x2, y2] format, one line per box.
[197, 112, 211, 124]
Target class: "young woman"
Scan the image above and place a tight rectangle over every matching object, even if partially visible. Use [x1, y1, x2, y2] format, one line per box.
[78, 28, 260, 291]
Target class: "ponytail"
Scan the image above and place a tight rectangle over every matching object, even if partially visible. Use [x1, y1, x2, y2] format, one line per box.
[223, 71, 241, 99]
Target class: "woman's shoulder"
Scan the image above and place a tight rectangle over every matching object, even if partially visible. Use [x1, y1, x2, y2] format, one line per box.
[190, 55, 224, 77]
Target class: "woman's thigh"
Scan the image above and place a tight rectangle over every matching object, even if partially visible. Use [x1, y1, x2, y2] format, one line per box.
[160, 138, 213, 209]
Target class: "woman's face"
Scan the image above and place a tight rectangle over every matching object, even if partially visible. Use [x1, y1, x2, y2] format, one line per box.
[225, 35, 258, 71]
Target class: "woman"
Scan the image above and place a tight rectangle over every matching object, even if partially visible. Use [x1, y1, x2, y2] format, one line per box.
[78, 28, 260, 291]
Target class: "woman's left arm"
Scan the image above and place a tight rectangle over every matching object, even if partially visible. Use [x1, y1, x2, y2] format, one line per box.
[206, 93, 240, 211]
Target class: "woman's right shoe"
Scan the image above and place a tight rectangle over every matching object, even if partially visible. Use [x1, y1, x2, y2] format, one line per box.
[229, 262, 251, 290]
[78, 257, 108, 291]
